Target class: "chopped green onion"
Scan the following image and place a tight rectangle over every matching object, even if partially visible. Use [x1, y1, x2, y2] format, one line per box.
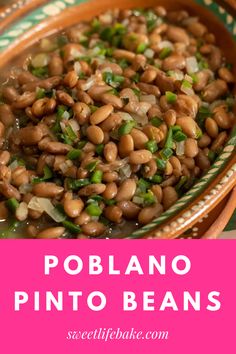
[57, 35, 68, 47]
[165, 128, 173, 149]
[86, 160, 99, 172]
[174, 131, 187, 142]
[147, 18, 157, 32]
[156, 158, 166, 170]
[182, 79, 192, 89]
[136, 43, 147, 54]
[159, 47, 172, 59]
[65, 125, 77, 141]
[89, 105, 99, 113]
[137, 178, 151, 193]
[31, 66, 48, 79]
[145, 140, 158, 153]
[132, 88, 141, 98]
[171, 125, 182, 133]
[208, 150, 216, 163]
[118, 59, 129, 69]
[77, 140, 87, 149]
[103, 72, 124, 87]
[165, 91, 177, 104]
[95, 144, 104, 156]
[175, 176, 188, 193]
[118, 120, 136, 136]
[32, 165, 53, 184]
[67, 178, 90, 190]
[67, 149, 82, 160]
[190, 73, 198, 84]
[5, 198, 19, 213]
[62, 220, 81, 234]
[104, 199, 116, 206]
[149, 174, 163, 184]
[160, 147, 173, 160]
[150, 116, 163, 127]
[139, 190, 156, 205]
[196, 106, 212, 128]
[90, 170, 103, 184]
[87, 195, 103, 203]
[36, 88, 46, 99]
[131, 73, 140, 83]
[85, 204, 102, 217]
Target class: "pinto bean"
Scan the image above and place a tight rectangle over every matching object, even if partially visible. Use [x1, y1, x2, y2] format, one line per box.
[100, 93, 123, 109]
[82, 221, 106, 237]
[39, 141, 71, 154]
[113, 49, 136, 61]
[218, 67, 234, 83]
[56, 90, 74, 107]
[163, 109, 176, 127]
[155, 69, 175, 93]
[162, 186, 178, 210]
[166, 25, 190, 45]
[102, 182, 118, 200]
[86, 125, 104, 144]
[1, 86, 19, 103]
[151, 185, 163, 203]
[13, 91, 36, 109]
[143, 159, 157, 178]
[137, 82, 160, 97]
[140, 69, 157, 83]
[32, 182, 64, 198]
[118, 134, 134, 158]
[104, 205, 122, 223]
[0, 165, 11, 181]
[104, 142, 118, 162]
[130, 128, 149, 149]
[169, 156, 182, 177]
[142, 125, 164, 143]
[213, 106, 232, 129]
[99, 113, 122, 132]
[0, 151, 10, 165]
[0, 182, 21, 200]
[205, 117, 219, 138]
[0, 104, 15, 126]
[73, 102, 91, 125]
[117, 200, 140, 220]
[74, 211, 91, 226]
[63, 70, 78, 88]
[102, 171, 119, 183]
[90, 104, 114, 125]
[193, 70, 210, 92]
[64, 198, 84, 218]
[198, 133, 211, 148]
[77, 90, 94, 105]
[176, 117, 201, 139]
[78, 183, 106, 196]
[162, 54, 185, 71]
[116, 179, 136, 202]
[203, 79, 228, 103]
[37, 227, 65, 239]
[211, 132, 228, 152]
[129, 149, 152, 165]
[187, 22, 207, 37]
[99, 62, 123, 75]
[138, 203, 163, 224]
[48, 54, 64, 76]
[19, 126, 43, 146]
[32, 98, 56, 117]
[184, 138, 199, 158]
[195, 150, 211, 170]
[15, 202, 28, 221]
[174, 95, 199, 118]
[22, 76, 61, 92]
[11, 166, 29, 187]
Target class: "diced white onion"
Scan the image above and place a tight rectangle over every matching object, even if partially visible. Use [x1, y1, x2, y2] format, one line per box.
[28, 197, 65, 222]
[19, 183, 33, 194]
[209, 100, 226, 111]
[144, 48, 154, 59]
[157, 40, 174, 50]
[186, 57, 199, 74]
[119, 164, 132, 180]
[62, 111, 70, 120]
[71, 47, 83, 60]
[74, 61, 82, 75]
[31, 53, 49, 68]
[8, 160, 19, 170]
[133, 196, 144, 205]
[131, 113, 149, 126]
[40, 38, 57, 52]
[15, 202, 28, 221]
[140, 94, 156, 105]
[176, 141, 185, 156]
[118, 112, 133, 121]
[181, 85, 194, 96]
[168, 70, 184, 81]
[68, 119, 80, 132]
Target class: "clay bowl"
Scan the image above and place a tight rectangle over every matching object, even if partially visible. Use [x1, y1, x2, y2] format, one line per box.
[0, 0, 236, 239]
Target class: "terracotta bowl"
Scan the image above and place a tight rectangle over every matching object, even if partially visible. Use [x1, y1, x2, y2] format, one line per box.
[0, 0, 236, 239]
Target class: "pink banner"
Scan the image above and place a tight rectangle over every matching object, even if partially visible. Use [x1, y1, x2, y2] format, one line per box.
[0, 240, 235, 354]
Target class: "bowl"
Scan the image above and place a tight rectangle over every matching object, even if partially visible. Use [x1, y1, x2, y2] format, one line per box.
[0, 0, 236, 239]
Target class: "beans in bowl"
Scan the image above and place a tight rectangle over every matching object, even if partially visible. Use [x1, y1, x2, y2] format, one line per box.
[0, 6, 235, 238]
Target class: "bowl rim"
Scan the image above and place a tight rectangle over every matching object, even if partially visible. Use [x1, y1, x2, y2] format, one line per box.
[0, 0, 236, 239]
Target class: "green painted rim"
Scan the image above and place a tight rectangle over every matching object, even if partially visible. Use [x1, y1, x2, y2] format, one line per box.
[0, 0, 235, 238]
